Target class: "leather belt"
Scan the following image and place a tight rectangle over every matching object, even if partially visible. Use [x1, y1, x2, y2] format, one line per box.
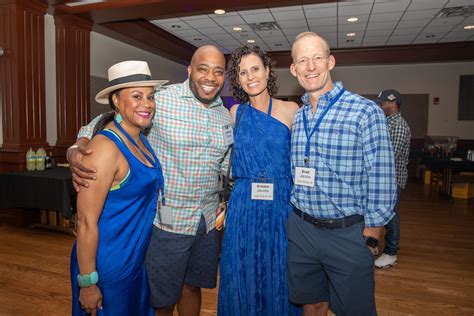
[293, 207, 363, 230]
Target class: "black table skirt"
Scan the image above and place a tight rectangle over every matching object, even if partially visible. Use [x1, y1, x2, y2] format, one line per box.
[0, 168, 76, 218]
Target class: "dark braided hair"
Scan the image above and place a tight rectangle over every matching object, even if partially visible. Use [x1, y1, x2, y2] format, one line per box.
[227, 46, 278, 104]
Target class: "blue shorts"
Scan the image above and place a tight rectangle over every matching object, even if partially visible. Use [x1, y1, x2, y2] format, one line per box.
[145, 215, 219, 308]
[286, 211, 376, 316]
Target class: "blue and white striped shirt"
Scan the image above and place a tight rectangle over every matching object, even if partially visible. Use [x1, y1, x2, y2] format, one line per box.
[290, 82, 397, 227]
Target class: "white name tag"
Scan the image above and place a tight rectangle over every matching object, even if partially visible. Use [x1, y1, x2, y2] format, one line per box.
[159, 205, 173, 226]
[251, 182, 274, 200]
[295, 167, 315, 187]
[222, 124, 234, 146]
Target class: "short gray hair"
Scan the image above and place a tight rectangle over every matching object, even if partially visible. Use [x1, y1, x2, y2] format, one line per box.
[291, 31, 331, 61]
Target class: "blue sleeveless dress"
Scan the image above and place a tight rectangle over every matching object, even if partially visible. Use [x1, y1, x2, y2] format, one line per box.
[218, 103, 301, 315]
[70, 129, 163, 316]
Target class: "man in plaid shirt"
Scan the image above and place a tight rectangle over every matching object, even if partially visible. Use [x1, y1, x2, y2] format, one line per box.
[68, 45, 231, 316]
[374, 89, 411, 269]
[286, 32, 397, 315]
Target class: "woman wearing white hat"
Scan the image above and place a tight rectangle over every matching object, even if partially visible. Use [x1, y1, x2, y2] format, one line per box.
[70, 60, 167, 316]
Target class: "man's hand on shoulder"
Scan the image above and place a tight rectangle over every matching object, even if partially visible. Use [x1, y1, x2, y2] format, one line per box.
[68, 137, 95, 192]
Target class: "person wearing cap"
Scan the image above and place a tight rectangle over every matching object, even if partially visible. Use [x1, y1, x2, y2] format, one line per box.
[70, 60, 165, 315]
[286, 31, 397, 315]
[67, 45, 230, 316]
[374, 89, 411, 269]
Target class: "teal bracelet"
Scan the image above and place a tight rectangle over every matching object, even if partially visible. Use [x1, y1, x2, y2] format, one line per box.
[77, 271, 99, 288]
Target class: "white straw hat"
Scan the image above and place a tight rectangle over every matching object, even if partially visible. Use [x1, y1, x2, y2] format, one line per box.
[95, 60, 168, 104]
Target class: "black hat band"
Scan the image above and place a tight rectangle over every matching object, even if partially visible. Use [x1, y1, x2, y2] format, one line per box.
[109, 74, 152, 86]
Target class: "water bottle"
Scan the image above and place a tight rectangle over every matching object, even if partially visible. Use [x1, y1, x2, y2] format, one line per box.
[35, 146, 47, 171]
[26, 147, 36, 171]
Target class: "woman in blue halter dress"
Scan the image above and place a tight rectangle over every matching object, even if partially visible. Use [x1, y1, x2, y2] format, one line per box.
[218, 47, 301, 315]
[70, 61, 165, 316]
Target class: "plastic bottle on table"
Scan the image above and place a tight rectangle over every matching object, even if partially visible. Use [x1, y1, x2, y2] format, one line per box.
[35, 146, 47, 171]
[45, 152, 53, 169]
[26, 147, 36, 171]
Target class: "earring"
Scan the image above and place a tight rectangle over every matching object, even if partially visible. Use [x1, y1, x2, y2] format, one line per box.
[115, 113, 123, 124]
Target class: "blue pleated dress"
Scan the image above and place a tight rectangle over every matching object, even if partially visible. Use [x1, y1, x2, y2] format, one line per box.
[70, 129, 163, 316]
[218, 103, 301, 316]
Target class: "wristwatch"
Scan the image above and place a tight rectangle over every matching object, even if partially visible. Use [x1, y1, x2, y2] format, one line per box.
[77, 271, 99, 288]
[364, 236, 379, 248]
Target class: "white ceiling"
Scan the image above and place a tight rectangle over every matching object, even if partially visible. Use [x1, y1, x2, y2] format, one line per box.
[150, 0, 474, 53]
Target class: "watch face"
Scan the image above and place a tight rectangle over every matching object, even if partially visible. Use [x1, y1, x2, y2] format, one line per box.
[365, 237, 378, 248]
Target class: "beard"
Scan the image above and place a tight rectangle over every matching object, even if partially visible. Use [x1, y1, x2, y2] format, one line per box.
[189, 79, 224, 105]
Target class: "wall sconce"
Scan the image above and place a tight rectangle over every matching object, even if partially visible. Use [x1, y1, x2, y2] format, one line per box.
[0, 47, 4, 56]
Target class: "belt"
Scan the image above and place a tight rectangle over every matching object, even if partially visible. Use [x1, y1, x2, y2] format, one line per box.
[293, 207, 363, 230]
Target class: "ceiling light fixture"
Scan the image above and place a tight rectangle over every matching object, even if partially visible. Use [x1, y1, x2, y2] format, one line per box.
[214, 9, 226, 15]
[247, 39, 255, 43]
[65, 0, 106, 6]
[233, 27, 242, 31]
[347, 17, 359, 22]
[464, 25, 474, 29]
[346, 32, 356, 37]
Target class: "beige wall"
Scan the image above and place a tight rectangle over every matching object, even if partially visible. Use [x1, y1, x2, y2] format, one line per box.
[276, 61, 474, 139]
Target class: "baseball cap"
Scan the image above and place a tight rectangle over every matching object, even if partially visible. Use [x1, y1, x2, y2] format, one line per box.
[374, 89, 402, 105]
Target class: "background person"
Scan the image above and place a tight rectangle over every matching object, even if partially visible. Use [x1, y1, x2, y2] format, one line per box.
[70, 60, 165, 316]
[218, 45, 301, 315]
[374, 89, 411, 269]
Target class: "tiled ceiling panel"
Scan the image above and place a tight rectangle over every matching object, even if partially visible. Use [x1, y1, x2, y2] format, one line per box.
[150, 0, 474, 54]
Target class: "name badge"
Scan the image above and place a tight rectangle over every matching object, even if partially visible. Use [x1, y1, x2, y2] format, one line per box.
[251, 180, 274, 200]
[159, 204, 173, 226]
[295, 167, 315, 187]
[222, 124, 234, 146]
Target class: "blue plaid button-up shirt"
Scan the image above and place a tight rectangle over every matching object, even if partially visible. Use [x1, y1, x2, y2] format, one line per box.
[291, 82, 397, 227]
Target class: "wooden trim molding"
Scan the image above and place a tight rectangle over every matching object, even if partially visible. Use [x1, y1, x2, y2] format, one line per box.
[54, 14, 92, 157]
[268, 42, 474, 68]
[0, 0, 47, 171]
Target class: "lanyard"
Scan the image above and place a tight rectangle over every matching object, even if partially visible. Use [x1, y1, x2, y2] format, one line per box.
[113, 120, 165, 202]
[302, 88, 345, 165]
[113, 120, 156, 167]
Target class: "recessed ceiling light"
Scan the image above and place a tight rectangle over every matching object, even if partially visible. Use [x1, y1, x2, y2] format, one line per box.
[214, 9, 226, 15]
[194, 38, 202, 41]
[346, 32, 356, 37]
[233, 27, 242, 31]
[347, 17, 359, 22]
[247, 39, 255, 43]
[464, 25, 474, 30]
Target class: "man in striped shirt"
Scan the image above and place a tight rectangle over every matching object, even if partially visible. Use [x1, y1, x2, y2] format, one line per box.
[286, 32, 397, 315]
[68, 45, 231, 316]
[374, 89, 411, 269]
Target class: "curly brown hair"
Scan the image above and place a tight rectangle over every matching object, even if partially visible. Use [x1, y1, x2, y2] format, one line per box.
[227, 46, 278, 104]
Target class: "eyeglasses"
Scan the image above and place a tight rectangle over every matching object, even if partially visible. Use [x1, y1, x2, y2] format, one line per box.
[295, 55, 328, 67]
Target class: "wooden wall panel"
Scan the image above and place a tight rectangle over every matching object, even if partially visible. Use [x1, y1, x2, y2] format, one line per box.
[0, 0, 47, 172]
[54, 14, 91, 159]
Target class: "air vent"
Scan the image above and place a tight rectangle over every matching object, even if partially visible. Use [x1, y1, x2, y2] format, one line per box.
[436, 5, 474, 18]
[248, 21, 281, 32]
